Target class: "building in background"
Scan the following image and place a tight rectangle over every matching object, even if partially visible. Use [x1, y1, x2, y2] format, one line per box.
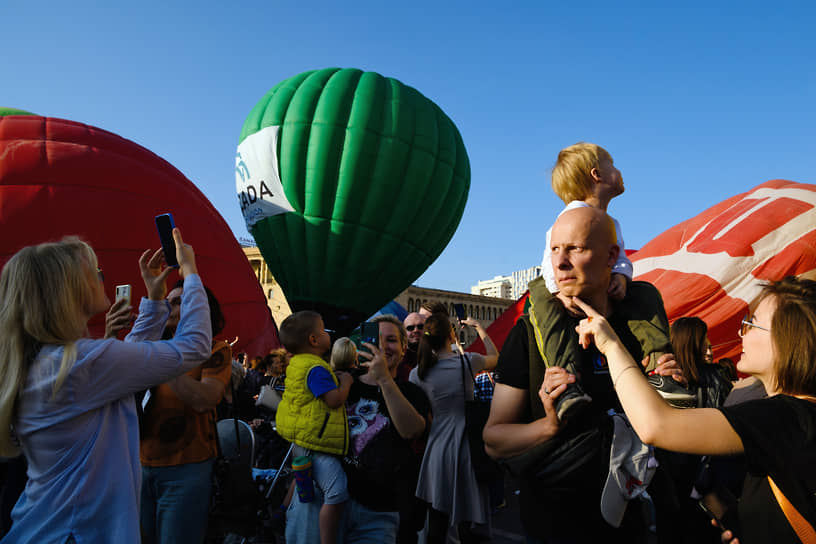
[511, 265, 541, 299]
[242, 246, 292, 327]
[395, 286, 514, 345]
[241, 246, 514, 346]
[471, 275, 513, 299]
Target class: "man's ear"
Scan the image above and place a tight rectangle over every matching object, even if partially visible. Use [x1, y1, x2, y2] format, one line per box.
[307, 332, 318, 348]
[608, 244, 620, 267]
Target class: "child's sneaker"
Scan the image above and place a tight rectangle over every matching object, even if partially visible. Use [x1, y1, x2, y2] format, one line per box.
[647, 374, 696, 408]
[555, 382, 592, 420]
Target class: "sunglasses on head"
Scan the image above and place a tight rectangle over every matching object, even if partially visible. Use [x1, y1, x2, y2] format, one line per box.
[406, 324, 424, 332]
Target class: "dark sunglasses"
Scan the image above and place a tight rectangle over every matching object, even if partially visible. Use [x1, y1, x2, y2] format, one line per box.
[406, 324, 424, 332]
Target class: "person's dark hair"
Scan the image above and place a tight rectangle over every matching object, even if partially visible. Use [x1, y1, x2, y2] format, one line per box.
[279, 310, 322, 354]
[717, 358, 738, 382]
[416, 312, 453, 380]
[171, 279, 225, 336]
[670, 317, 708, 385]
[758, 276, 816, 395]
[421, 301, 448, 315]
[261, 353, 277, 372]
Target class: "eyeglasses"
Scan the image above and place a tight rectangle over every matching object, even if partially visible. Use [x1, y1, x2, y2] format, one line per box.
[739, 314, 770, 336]
[97, 267, 105, 282]
[406, 324, 424, 332]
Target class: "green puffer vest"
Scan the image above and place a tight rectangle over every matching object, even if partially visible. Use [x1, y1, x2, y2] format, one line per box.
[275, 353, 349, 455]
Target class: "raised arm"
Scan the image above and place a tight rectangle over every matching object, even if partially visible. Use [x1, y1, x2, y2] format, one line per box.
[462, 317, 498, 370]
[361, 342, 425, 439]
[573, 297, 743, 455]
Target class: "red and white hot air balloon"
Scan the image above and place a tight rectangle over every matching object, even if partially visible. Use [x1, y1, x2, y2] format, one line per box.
[632, 179, 816, 363]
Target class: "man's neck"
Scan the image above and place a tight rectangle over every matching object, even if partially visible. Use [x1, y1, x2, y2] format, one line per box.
[558, 291, 611, 318]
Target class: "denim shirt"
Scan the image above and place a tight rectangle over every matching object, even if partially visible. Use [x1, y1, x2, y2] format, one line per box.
[3, 274, 211, 544]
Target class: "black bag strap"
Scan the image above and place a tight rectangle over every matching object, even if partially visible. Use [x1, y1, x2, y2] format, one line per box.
[211, 378, 242, 461]
[458, 352, 476, 402]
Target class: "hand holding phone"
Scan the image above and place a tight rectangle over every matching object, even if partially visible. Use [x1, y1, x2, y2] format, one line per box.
[453, 303, 466, 321]
[115, 284, 132, 306]
[155, 213, 179, 268]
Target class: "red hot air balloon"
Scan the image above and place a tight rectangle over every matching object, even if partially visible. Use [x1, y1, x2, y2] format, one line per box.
[0, 113, 278, 357]
[632, 179, 816, 363]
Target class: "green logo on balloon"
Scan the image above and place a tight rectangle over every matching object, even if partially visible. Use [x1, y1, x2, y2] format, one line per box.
[237, 68, 470, 332]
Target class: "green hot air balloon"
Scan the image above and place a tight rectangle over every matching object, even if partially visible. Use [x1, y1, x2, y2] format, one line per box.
[0, 107, 35, 116]
[236, 68, 470, 333]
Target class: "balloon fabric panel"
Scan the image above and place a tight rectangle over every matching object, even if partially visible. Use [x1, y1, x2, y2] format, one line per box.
[1, 115, 279, 357]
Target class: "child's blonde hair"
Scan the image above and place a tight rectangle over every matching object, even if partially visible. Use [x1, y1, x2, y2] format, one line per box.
[330, 337, 357, 371]
[551, 142, 612, 204]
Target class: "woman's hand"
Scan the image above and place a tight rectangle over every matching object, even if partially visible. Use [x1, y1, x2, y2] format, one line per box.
[139, 248, 174, 301]
[461, 317, 481, 329]
[173, 228, 197, 279]
[359, 341, 392, 386]
[571, 297, 623, 355]
[104, 297, 134, 338]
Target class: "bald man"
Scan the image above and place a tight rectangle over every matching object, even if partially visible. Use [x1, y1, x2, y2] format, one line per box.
[483, 207, 679, 542]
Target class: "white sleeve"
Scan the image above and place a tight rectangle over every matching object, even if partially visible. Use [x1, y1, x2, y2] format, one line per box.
[611, 217, 633, 279]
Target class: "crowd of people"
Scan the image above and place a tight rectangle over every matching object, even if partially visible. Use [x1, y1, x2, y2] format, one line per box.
[1, 142, 815, 544]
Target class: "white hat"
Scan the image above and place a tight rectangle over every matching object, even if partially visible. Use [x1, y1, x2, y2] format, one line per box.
[600, 411, 657, 527]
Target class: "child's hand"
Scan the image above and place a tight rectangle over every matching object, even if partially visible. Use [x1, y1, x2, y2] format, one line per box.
[335, 370, 353, 389]
[608, 273, 628, 301]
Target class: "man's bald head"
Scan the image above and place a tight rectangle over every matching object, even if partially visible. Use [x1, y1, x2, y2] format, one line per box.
[550, 206, 620, 303]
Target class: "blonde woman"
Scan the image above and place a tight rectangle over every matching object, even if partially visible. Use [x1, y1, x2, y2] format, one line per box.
[0, 229, 211, 543]
[566, 277, 816, 544]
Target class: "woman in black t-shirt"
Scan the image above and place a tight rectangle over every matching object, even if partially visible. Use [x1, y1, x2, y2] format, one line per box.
[567, 277, 816, 544]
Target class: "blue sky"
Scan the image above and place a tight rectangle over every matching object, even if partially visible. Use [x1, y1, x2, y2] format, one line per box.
[4, 1, 814, 293]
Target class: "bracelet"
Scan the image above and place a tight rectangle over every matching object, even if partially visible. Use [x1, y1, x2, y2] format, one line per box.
[613, 366, 640, 389]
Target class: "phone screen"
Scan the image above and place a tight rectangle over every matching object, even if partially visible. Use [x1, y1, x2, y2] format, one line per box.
[361, 322, 380, 347]
[453, 303, 466, 321]
[154, 213, 179, 267]
[115, 284, 132, 305]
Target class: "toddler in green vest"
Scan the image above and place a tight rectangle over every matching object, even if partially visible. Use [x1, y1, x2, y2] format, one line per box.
[276, 311, 352, 544]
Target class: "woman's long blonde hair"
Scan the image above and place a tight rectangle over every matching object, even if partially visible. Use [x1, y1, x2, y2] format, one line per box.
[0, 237, 98, 456]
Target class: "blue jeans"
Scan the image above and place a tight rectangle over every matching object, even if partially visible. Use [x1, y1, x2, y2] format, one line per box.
[286, 495, 399, 544]
[140, 459, 215, 544]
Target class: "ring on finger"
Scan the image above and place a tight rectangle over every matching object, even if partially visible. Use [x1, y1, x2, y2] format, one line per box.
[544, 388, 551, 395]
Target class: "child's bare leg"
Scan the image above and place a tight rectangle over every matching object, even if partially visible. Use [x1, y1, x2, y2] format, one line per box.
[319, 502, 344, 544]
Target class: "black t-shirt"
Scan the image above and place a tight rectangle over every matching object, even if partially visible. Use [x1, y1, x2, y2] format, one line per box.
[496, 319, 647, 541]
[342, 375, 430, 512]
[497, 318, 625, 422]
[720, 395, 816, 543]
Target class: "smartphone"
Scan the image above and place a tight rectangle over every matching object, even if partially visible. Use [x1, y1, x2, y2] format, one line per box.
[154, 213, 179, 268]
[453, 303, 466, 321]
[361, 322, 380, 347]
[115, 284, 132, 306]
[698, 489, 739, 538]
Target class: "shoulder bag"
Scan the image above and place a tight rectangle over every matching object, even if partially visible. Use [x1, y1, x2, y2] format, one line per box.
[459, 352, 502, 482]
